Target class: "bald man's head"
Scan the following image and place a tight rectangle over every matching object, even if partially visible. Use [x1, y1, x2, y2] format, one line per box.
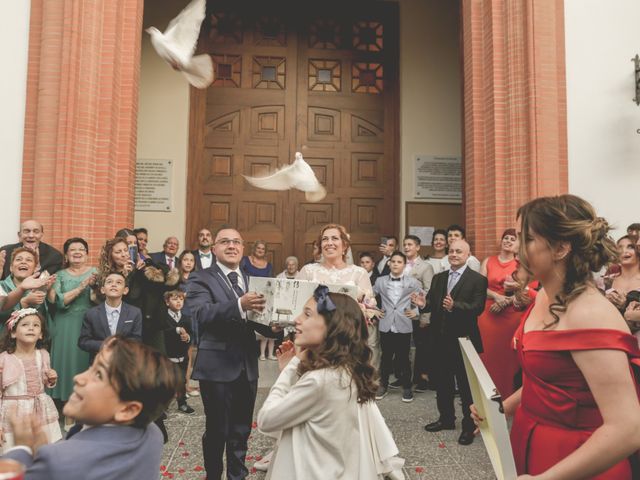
[448, 239, 470, 269]
[18, 220, 44, 249]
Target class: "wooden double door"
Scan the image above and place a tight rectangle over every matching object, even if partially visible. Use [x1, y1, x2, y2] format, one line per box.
[187, 1, 399, 269]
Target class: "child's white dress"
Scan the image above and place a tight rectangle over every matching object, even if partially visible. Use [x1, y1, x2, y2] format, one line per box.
[0, 349, 62, 452]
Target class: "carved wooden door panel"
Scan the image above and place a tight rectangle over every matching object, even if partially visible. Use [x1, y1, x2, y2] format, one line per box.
[187, 3, 399, 270]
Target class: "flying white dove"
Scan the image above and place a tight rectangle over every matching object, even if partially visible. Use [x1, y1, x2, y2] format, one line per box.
[145, 0, 213, 89]
[244, 152, 327, 202]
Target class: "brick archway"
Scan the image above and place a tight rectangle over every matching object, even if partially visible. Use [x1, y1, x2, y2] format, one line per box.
[20, 0, 144, 257]
[461, 0, 568, 258]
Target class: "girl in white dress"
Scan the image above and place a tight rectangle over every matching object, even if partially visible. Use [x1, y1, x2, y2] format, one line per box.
[0, 308, 62, 452]
[258, 286, 404, 479]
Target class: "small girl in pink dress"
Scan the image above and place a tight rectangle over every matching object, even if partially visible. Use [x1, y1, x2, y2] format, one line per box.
[0, 308, 62, 452]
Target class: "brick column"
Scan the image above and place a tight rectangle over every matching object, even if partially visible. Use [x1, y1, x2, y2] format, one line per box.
[21, 0, 144, 257]
[461, 0, 568, 258]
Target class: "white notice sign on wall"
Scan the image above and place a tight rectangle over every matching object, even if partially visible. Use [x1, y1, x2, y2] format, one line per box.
[414, 155, 462, 203]
[135, 159, 173, 212]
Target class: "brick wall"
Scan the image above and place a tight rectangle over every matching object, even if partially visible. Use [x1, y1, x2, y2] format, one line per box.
[21, 0, 143, 261]
[461, 0, 568, 259]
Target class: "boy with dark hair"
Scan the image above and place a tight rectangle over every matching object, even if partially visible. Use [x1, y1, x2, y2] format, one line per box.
[4, 336, 182, 479]
[373, 251, 422, 403]
[443, 225, 481, 272]
[161, 289, 194, 414]
[78, 272, 142, 362]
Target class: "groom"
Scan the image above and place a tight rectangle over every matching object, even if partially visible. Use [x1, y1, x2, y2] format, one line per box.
[187, 226, 278, 479]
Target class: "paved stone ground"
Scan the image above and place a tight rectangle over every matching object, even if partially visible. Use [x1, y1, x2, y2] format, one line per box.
[160, 361, 496, 479]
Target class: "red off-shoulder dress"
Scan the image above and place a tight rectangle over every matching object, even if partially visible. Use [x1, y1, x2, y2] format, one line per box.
[478, 255, 521, 398]
[510, 309, 640, 478]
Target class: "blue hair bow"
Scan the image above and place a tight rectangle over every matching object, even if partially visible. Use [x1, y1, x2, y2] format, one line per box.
[313, 285, 336, 313]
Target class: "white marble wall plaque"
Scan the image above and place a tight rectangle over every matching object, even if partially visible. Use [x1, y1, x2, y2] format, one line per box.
[414, 155, 462, 203]
[135, 159, 173, 212]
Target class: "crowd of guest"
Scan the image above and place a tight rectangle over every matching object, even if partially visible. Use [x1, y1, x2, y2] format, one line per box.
[0, 200, 640, 478]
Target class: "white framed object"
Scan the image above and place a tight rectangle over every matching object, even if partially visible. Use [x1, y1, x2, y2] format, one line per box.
[247, 277, 357, 326]
[459, 338, 517, 480]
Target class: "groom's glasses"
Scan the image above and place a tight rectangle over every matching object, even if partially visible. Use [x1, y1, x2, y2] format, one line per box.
[215, 238, 243, 246]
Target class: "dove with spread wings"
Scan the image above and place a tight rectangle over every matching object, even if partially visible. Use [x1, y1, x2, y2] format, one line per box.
[243, 152, 327, 202]
[146, 0, 213, 89]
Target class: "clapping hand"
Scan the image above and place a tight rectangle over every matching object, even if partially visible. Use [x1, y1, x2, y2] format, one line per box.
[23, 290, 46, 306]
[442, 294, 454, 312]
[21, 272, 56, 291]
[8, 410, 48, 453]
[81, 273, 98, 289]
[276, 340, 296, 371]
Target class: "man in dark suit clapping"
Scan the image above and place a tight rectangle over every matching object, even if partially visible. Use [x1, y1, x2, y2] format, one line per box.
[413, 239, 487, 446]
[186, 226, 278, 480]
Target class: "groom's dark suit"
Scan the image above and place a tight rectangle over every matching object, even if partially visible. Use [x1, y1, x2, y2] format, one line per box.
[186, 262, 274, 480]
[424, 266, 487, 432]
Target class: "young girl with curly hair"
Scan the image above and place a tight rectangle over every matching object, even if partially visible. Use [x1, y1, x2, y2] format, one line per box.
[257, 286, 404, 480]
[0, 308, 61, 452]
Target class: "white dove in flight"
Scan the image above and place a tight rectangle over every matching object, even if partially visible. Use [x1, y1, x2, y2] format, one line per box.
[145, 0, 213, 89]
[244, 152, 327, 202]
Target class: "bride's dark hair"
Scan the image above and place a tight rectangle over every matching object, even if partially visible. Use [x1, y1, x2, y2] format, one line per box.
[297, 291, 377, 403]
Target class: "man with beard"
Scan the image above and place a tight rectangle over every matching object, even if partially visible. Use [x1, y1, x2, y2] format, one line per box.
[192, 228, 214, 270]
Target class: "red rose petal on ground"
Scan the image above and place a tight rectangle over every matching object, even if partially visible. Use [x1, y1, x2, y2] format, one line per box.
[194, 466, 204, 472]
[160, 465, 167, 471]
[162, 472, 171, 477]
[250, 467, 257, 474]
[178, 441, 185, 447]
[181, 452, 190, 457]
[255, 455, 263, 461]
[438, 441, 445, 448]
[246, 455, 253, 461]
[252, 421, 257, 428]
[178, 468, 185, 474]
[415, 466, 425, 473]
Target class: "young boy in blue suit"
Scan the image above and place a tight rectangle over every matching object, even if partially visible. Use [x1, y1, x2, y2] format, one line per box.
[78, 271, 143, 362]
[4, 336, 181, 480]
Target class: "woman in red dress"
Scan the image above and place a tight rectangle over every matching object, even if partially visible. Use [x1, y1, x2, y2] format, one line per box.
[478, 228, 521, 398]
[476, 194, 640, 479]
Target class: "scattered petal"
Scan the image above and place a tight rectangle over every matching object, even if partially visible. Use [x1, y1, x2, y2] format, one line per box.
[178, 468, 185, 474]
[250, 467, 257, 474]
[438, 441, 445, 448]
[415, 466, 425, 473]
[194, 466, 204, 472]
[178, 441, 185, 447]
[255, 455, 263, 461]
[160, 465, 167, 471]
[246, 455, 254, 461]
[251, 421, 257, 428]
[181, 452, 190, 457]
